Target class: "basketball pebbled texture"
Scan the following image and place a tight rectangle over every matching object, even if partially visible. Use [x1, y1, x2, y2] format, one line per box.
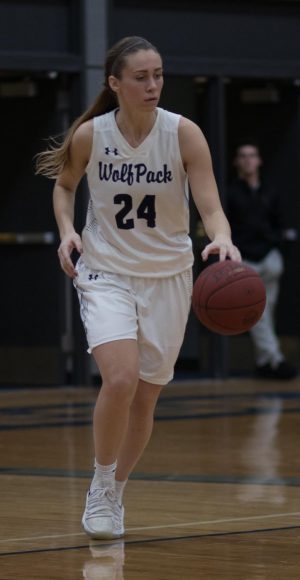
[192, 260, 266, 335]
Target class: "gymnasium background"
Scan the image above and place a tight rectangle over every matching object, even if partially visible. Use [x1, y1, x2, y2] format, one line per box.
[0, 0, 299, 386]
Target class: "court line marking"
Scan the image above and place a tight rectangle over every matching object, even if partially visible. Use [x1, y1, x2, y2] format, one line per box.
[1, 405, 300, 431]
[1, 388, 300, 430]
[129, 511, 300, 532]
[2, 466, 300, 487]
[1, 389, 300, 414]
[2, 524, 300, 557]
[2, 468, 300, 490]
[1, 510, 300, 544]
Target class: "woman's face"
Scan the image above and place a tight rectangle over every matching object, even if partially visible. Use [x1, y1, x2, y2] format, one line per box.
[109, 49, 164, 111]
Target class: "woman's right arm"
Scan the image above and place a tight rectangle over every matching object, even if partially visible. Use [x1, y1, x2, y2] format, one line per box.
[54, 121, 93, 278]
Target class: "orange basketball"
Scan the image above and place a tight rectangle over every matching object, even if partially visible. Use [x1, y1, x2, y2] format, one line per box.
[192, 260, 266, 335]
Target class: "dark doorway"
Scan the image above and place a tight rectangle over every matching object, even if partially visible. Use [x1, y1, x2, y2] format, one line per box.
[226, 78, 300, 374]
[0, 73, 70, 385]
[226, 79, 299, 229]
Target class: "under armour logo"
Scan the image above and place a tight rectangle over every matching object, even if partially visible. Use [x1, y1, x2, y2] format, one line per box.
[105, 147, 119, 156]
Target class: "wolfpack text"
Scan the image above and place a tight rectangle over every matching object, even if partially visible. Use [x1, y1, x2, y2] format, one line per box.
[99, 162, 173, 185]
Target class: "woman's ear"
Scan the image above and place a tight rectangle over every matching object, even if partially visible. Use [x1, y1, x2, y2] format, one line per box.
[108, 75, 119, 94]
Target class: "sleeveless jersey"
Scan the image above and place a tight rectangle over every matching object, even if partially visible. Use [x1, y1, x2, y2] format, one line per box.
[82, 107, 194, 277]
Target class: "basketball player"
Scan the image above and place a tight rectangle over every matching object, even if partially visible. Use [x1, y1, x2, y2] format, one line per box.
[36, 36, 241, 540]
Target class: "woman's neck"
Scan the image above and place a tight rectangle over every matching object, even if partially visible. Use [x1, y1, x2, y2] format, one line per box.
[115, 108, 157, 147]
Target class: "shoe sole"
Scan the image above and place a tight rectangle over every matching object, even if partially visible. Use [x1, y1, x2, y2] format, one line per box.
[82, 519, 124, 540]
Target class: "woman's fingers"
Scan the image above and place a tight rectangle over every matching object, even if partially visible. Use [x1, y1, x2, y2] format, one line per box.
[201, 240, 242, 263]
[57, 233, 82, 278]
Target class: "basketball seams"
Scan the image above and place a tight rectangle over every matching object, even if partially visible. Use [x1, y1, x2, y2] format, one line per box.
[200, 274, 261, 306]
[206, 276, 263, 309]
[192, 261, 266, 335]
[198, 303, 265, 334]
[200, 298, 266, 311]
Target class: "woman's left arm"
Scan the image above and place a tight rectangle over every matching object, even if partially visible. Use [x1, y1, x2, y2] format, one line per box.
[179, 117, 241, 263]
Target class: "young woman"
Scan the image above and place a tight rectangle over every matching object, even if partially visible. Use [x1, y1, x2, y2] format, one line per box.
[36, 36, 241, 540]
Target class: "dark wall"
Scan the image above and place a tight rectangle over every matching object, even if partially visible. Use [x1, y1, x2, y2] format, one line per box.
[0, 1, 71, 52]
[0, 76, 69, 384]
[1, 0, 299, 381]
[0, 0, 83, 384]
[111, 1, 300, 78]
[0, 0, 81, 70]
[0, 79, 58, 232]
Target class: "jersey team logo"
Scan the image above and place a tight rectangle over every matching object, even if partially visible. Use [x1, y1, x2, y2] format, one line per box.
[105, 146, 119, 156]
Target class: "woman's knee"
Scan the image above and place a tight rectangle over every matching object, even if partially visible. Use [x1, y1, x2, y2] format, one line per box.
[93, 340, 140, 403]
[101, 369, 139, 403]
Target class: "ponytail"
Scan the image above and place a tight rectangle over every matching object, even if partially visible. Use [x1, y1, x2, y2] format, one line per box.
[35, 36, 160, 179]
[35, 86, 117, 178]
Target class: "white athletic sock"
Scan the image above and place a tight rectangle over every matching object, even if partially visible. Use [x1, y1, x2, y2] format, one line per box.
[115, 479, 127, 505]
[91, 459, 117, 490]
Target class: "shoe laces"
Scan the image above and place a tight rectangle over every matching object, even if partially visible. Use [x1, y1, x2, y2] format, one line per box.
[85, 487, 115, 520]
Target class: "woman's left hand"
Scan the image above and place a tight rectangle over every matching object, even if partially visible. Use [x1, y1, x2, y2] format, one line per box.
[201, 235, 242, 263]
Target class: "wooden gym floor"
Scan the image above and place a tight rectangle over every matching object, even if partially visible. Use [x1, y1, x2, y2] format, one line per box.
[1, 377, 300, 579]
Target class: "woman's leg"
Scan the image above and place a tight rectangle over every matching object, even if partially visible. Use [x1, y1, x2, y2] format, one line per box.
[92, 339, 140, 465]
[82, 338, 140, 539]
[116, 379, 164, 483]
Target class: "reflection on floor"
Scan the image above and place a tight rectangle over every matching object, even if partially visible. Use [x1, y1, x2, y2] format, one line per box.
[1, 378, 300, 579]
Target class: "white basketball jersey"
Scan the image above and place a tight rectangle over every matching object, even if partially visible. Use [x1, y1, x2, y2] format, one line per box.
[82, 107, 194, 277]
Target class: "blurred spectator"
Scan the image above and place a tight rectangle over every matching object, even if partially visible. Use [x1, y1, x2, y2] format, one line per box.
[227, 141, 297, 380]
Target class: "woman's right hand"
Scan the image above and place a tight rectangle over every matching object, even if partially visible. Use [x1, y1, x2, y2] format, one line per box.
[57, 232, 83, 278]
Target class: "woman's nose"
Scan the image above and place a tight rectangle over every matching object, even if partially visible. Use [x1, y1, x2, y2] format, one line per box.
[147, 77, 156, 90]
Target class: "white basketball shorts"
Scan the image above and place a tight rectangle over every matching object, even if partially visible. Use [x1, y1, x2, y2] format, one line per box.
[73, 257, 193, 385]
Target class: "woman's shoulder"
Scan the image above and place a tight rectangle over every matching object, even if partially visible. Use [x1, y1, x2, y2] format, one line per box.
[158, 108, 197, 126]
[179, 115, 202, 132]
[93, 109, 116, 131]
[158, 107, 181, 124]
[71, 120, 94, 163]
[157, 108, 194, 133]
[178, 116, 206, 147]
[73, 119, 94, 142]
[73, 110, 114, 140]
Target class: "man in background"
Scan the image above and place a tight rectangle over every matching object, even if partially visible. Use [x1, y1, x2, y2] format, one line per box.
[227, 141, 297, 380]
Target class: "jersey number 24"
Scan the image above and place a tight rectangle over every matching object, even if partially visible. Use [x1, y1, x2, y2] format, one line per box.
[114, 194, 156, 229]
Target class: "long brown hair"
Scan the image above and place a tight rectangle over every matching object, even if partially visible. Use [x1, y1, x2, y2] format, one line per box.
[35, 36, 159, 178]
